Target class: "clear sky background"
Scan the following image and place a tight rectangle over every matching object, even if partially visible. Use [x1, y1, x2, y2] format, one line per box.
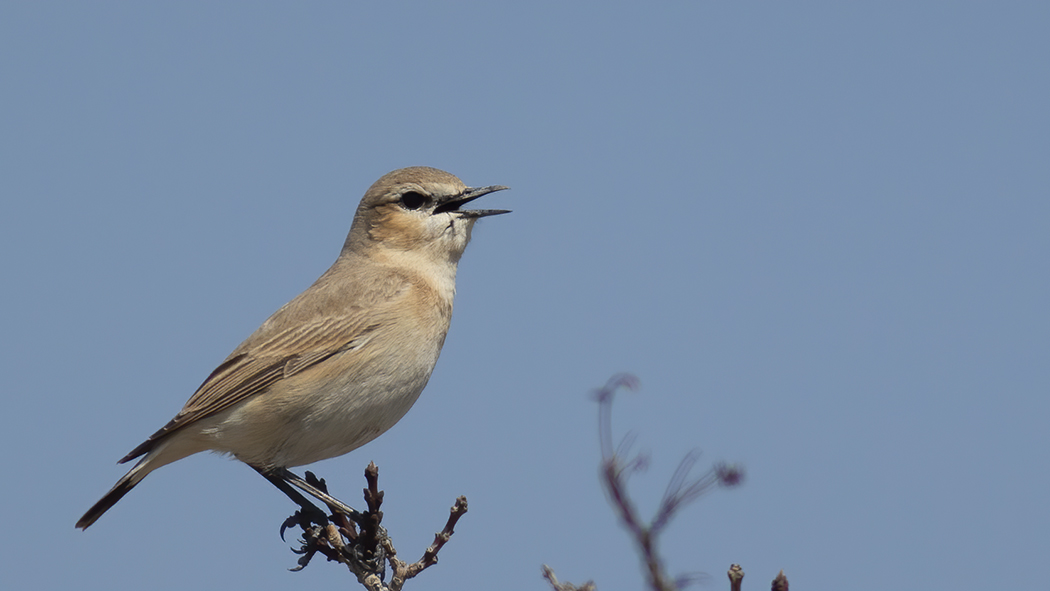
[2, 2, 1047, 590]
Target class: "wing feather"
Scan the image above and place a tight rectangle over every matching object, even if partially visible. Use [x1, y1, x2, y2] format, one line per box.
[119, 313, 379, 464]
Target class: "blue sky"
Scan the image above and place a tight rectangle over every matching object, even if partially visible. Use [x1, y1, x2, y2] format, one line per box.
[2, 2, 1048, 589]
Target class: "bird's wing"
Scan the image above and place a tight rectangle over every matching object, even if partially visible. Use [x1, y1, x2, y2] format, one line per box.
[119, 312, 380, 464]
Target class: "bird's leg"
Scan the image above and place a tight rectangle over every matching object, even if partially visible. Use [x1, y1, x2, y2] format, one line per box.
[276, 467, 365, 522]
[253, 465, 330, 529]
[255, 466, 364, 524]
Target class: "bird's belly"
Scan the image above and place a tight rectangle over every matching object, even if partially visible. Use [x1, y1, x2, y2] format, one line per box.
[207, 347, 439, 468]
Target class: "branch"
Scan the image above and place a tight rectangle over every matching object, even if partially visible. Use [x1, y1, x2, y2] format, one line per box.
[281, 462, 467, 591]
[385, 496, 468, 590]
[771, 569, 789, 591]
[727, 563, 743, 591]
[593, 374, 743, 591]
[542, 565, 596, 591]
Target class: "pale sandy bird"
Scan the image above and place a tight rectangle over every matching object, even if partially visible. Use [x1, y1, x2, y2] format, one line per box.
[77, 166, 509, 529]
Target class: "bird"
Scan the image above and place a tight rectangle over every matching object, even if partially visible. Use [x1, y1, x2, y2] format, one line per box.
[76, 166, 509, 529]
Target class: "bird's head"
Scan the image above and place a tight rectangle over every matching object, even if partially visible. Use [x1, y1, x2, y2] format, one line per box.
[344, 167, 509, 265]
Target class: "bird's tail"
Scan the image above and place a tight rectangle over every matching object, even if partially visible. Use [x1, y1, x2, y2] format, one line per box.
[75, 459, 151, 530]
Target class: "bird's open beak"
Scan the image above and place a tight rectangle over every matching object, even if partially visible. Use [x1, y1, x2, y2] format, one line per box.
[434, 185, 511, 218]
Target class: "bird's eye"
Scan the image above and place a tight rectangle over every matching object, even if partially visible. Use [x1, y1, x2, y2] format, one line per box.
[399, 191, 428, 210]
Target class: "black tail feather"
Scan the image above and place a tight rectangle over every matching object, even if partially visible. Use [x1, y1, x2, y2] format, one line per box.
[76, 472, 140, 530]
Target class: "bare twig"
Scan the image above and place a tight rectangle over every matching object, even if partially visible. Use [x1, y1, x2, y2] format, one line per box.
[728, 564, 744, 591]
[593, 374, 743, 591]
[542, 565, 597, 591]
[385, 495, 468, 590]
